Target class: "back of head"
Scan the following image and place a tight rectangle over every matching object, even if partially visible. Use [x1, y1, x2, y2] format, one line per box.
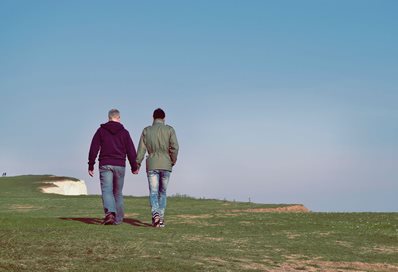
[108, 109, 120, 121]
[153, 108, 165, 119]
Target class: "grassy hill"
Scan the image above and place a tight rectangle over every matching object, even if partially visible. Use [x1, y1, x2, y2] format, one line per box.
[0, 175, 397, 271]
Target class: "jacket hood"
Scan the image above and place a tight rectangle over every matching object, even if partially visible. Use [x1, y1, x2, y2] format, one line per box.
[101, 121, 125, 135]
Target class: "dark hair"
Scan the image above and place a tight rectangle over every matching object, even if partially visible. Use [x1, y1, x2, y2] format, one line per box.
[153, 108, 166, 119]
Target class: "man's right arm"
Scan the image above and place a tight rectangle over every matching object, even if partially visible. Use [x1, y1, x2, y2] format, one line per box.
[88, 129, 101, 172]
[135, 129, 147, 170]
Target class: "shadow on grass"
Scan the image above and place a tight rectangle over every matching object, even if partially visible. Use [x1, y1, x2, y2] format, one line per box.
[59, 217, 152, 227]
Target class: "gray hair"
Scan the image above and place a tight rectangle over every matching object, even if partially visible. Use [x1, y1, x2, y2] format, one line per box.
[108, 109, 120, 119]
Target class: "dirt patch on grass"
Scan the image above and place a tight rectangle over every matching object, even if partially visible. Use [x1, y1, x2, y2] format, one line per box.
[200, 222, 225, 227]
[285, 231, 301, 240]
[170, 214, 223, 226]
[9, 204, 42, 212]
[317, 231, 333, 237]
[175, 214, 213, 219]
[223, 213, 243, 217]
[371, 245, 398, 254]
[239, 221, 254, 225]
[203, 257, 229, 267]
[197, 255, 398, 271]
[173, 220, 223, 226]
[231, 238, 249, 245]
[230, 205, 310, 213]
[124, 213, 139, 217]
[204, 257, 272, 271]
[270, 261, 398, 272]
[270, 256, 398, 272]
[184, 235, 224, 242]
[335, 240, 353, 248]
[240, 262, 270, 270]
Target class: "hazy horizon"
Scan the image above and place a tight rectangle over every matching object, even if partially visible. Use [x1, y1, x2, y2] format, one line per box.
[1, 1, 397, 212]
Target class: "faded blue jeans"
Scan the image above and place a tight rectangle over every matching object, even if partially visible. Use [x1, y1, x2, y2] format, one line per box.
[147, 170, 171, 219]
[99, 165, 125, 224]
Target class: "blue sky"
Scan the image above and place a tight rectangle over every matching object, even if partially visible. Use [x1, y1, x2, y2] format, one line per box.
[1, 1, 397, 211]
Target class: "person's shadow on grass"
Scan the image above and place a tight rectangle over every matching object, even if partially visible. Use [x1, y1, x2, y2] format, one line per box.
[59, 217, 152, 227]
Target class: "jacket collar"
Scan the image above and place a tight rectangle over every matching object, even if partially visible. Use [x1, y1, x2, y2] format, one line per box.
[153, 119, 165, 125]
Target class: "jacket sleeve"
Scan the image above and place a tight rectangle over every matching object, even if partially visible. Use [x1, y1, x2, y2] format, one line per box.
[125, 131, 138, 172]
[136, 129, 147, 168]
[88, 129, 101, 171]
[169, 127, 179, 166]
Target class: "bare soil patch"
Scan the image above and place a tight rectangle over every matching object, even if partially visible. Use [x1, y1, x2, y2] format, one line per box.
[317, 231, 334, 237]
[335, 240, 353, 248]
[9, 204, 42, 212]
[370, 245, 398, 254]
[184, 235, 224, 242]
[268, 256, 398, 272]
[240, 262, 270, 270]
[291, 260, 398, 272]
[230, 204, 310, 213]
[205, 257, 273, 271]
[124, 213, 139, 217]
[202, 254, 398, 271]
[175, 214, 213, 219]
[284, 231, 301, 240]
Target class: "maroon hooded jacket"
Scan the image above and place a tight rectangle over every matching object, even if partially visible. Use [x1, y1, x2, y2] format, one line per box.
[88, 121, 138, 171]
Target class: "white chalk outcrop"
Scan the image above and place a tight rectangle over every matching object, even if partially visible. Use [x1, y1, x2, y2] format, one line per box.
[41, 179, 88, 196]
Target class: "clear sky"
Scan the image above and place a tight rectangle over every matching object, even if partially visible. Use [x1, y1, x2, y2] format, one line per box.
[1, 1, 397, 211]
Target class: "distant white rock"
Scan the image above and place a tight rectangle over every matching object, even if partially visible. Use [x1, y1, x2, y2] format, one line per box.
[41, 179, 88, 195]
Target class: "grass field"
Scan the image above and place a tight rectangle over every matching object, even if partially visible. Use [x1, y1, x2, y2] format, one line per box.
[0, 175, 397, 271]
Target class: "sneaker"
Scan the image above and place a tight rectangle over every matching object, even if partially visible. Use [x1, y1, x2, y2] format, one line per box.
[103, 213, 115, 225]
[152, 213, 160, 227]
[159, 219, 165, 228]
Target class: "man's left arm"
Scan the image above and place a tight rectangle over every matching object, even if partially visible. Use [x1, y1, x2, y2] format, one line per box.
[88, 129, 101, 176]
[169, 127, 179, 166]
[135, 129, 147, 173]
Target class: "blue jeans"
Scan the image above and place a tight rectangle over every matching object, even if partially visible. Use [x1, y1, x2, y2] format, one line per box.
[147, 170, 171, 219]
[99, 165, 125, 224]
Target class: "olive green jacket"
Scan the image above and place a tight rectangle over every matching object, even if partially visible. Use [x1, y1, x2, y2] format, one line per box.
[136, 119, 179, 172]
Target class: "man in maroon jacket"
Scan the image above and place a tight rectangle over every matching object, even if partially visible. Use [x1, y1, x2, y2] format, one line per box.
[88, 109, 138, 225]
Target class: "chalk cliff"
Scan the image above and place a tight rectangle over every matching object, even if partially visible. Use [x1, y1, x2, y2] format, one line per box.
[41, 179, 88, 195]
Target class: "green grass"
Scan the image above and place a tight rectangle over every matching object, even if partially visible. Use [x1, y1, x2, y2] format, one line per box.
[0, 175, 397, 271]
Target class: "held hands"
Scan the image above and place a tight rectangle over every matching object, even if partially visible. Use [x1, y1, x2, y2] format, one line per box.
[132, 163, 140, 175]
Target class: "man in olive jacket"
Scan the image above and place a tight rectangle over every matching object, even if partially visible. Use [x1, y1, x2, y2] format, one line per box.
[134, 108, 179, 227]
